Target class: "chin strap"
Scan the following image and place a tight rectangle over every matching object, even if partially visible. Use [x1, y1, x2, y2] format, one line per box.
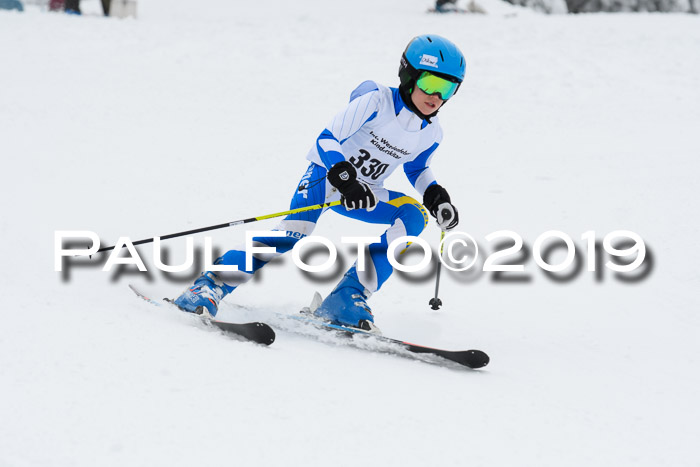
[399, 84, 439, 123]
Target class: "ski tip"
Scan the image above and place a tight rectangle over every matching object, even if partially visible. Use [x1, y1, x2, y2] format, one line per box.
[212, 320, 276, 346]
[464, 350, 490, 369]
[251, 322, 276, 346]
[129, 284, 161, 305]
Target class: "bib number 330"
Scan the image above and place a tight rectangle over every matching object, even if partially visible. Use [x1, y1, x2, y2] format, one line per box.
[348, 149, 389, 180]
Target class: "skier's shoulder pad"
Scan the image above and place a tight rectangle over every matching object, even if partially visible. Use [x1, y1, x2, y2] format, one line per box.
[349, 80, 390, 103]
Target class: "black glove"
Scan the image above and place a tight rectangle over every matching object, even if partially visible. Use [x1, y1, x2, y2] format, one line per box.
[327, 161, 377, 211]
[423, 184, 459, 231]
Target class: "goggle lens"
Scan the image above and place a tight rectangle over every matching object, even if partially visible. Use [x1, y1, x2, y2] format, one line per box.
[415, 71, 459, 100]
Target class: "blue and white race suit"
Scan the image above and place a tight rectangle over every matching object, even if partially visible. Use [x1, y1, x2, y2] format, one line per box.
[214, 80, 445, 294]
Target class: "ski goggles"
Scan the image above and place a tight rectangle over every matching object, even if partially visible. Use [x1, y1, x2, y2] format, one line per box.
[415, 71, 460, 100]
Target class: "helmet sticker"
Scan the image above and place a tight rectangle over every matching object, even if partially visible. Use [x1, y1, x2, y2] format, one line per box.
[419, 54, 439, 68]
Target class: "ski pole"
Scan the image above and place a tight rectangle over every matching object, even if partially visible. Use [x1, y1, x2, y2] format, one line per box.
[96, 200, 342, 254]
[429, 230, 445, 310]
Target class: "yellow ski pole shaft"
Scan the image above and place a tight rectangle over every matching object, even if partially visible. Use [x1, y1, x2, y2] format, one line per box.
[96, 200, 342, 253]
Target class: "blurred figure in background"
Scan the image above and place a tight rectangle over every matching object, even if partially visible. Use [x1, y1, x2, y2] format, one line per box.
[0, 0, 24, 11]
[435, 0, 459, 12]
[48, 0, 63, 10]
[48, 0, 111, 15]
[64, 0, 79, 14]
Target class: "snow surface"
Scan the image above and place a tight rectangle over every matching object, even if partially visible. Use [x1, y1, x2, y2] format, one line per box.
[2, 1, 700, 466]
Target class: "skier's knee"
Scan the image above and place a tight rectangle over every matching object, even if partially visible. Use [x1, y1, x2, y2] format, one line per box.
[397, 199, 429, 237]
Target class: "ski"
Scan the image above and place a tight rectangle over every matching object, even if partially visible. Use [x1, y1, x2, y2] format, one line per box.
[295, 314, 488, 369]
[129, 285, 275, 346]
[284, 294, 489, 369]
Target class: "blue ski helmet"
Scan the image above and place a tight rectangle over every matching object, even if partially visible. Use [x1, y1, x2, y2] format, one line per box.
[399, 34, 466, 97]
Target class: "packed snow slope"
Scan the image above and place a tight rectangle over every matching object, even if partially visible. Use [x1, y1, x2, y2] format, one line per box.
[2, 1, 700, 466]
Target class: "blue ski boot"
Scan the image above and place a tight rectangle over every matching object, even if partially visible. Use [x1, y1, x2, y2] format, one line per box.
[172, 271, 228, 317]
[314, 270, 380, 333]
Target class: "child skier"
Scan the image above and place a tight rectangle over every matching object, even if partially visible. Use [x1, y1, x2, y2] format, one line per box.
[173, 34, 465, 333]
